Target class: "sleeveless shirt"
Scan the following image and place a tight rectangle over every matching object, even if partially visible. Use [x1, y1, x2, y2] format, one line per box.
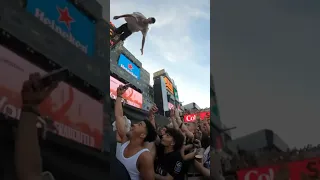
[116, 141, 150, 180]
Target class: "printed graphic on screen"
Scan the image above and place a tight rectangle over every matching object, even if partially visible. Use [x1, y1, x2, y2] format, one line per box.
[237, 157, 320, 180]
[117, 54, 141, 79]
[184, 111, 210, 122]
[26, 0, 95, 56]
[0, 46, 103, 149]
[110, 76, 143, 108]
[163, 76, 174, 94]
[173, 88, 179, 100]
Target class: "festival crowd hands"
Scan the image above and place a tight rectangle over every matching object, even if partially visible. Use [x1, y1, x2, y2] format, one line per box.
[15, 72, 59, 180]
[115, 84, 211, 179]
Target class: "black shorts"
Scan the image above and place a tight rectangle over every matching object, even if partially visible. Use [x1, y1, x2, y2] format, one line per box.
[115, 23, 133, 41]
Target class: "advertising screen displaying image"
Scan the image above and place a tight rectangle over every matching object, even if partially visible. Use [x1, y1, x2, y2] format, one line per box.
[183, 111, 210, 122]
[0, 45, 103, 149]
[26, 0, 95, 56]
[163, 76, 174, 94]
[110, 76, 143, 109]
[117, 54, 141, 79]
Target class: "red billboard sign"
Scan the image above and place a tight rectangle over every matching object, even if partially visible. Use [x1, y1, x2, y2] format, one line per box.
[0, 45, 103, 149]
[237, 157, 320, 180]
[183, 111, 210, 122]
[110, 76, 143, 109]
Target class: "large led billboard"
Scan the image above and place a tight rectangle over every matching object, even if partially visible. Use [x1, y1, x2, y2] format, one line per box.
[110, 76, 143, 109]
[163, 76, 174, 94]
[183, 111, 210, 122]
[26, 0, 95, 56]
[0, 45, 103, 149]
[118, 54, 140, 79]
[173, 88, 179, 100]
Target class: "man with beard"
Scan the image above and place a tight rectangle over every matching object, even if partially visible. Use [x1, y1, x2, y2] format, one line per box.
[115, 84, 157, 180]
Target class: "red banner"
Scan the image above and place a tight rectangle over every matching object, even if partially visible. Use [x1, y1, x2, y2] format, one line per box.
[0, 45, 103, 149]
[237, 157, 320, 180]
[183, 111, 210, 122]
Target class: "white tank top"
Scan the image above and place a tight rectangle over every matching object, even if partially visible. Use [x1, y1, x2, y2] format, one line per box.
[116, 141, 150, 180]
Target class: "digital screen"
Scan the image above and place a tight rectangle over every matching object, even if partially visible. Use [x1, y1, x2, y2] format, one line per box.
[118, 54, 141, 79]
[110, 76, 143, 108]
[237, 157, 320, 180]
[0, 46, 103, 149]
[163, 76, 173, 94]
[183, 111, 210, 122]
[26, 0, 95, 56]
[173, 88, 179, 100]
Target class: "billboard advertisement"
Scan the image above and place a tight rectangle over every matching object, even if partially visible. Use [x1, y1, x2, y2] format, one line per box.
[173, 88, 179, 100]
[183, 111, 210, 122]
[0, 46, 103, 149]
[110, 76, 143, 109]
[118, 54, 140, 79]
[26, 0, 95, 56]
[160, 76, 169, 112]
[163, 76, 174, 94]
[237, 157, 320, 180]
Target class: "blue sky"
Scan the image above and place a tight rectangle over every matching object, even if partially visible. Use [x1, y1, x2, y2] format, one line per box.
[108, 0, 210, 108]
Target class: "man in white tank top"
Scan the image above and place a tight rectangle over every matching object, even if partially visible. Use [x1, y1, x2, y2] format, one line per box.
[114, 85, 157, 180]
[113, 12, 156, 55]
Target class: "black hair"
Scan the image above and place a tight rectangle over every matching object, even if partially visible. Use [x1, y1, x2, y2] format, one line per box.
[165, 128, 184, 151]
[143, 119, 157, 142]
[150, 17, 156, 24]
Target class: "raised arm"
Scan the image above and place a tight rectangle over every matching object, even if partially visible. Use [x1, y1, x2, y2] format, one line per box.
[15, 73, 58, 180]
[113, 14, 134, 20]
[180, 144, 196, 161]
[145, 105, 159, 159]
[175, 109, 194, 140]
[169, 109, 180, 130]
[114, 85, 129, 143]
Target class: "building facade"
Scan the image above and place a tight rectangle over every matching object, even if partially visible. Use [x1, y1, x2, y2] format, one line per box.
[153, 69, 181, 116]
[110, 44, 154, 111]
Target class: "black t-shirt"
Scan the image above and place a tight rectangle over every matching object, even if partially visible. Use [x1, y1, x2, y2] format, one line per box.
[155, 144, 185, 180]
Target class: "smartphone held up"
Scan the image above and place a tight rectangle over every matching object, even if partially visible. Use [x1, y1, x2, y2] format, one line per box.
[40, 68, 71, 88]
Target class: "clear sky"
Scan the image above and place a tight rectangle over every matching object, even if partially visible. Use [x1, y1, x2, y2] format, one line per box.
[105, 0, 210, 108]
[212, 0, 320, 148]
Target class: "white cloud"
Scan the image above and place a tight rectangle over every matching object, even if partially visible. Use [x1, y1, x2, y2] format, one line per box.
[109, 0, 210, 108]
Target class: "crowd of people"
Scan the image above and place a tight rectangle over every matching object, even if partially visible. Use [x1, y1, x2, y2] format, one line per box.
[113, 84, 211, 180]
[12, 73, 212, 180]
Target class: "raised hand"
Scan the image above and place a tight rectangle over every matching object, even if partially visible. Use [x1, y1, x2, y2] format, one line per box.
[21, 72, 58, 108]
[117, 84, 128, 97]
[170, 108, 175, 118]
[150, 104, 158, 114]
